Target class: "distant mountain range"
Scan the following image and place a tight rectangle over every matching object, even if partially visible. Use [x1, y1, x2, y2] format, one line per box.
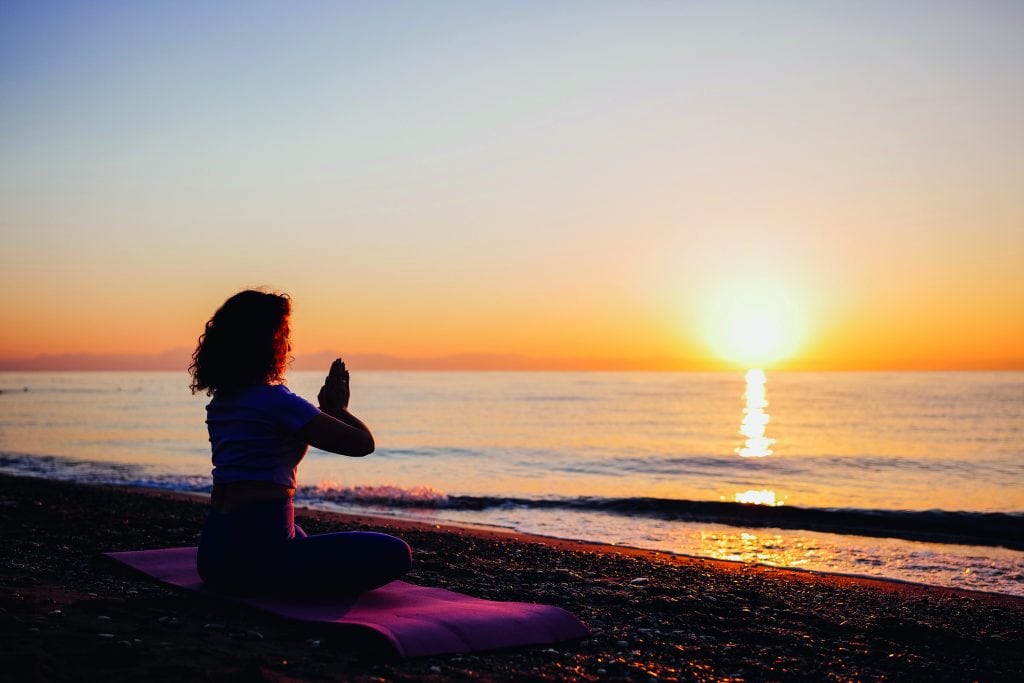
[0, 349, 194, 371]
[0, 348, 688, 371]
[1, 349, 1019, 371]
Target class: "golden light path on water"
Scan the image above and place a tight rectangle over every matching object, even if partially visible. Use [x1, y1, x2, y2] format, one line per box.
[737, 368, 774, 458]
[733, 368, 785, 507]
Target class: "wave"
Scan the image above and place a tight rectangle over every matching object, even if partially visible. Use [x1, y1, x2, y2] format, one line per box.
[0, 453, 212, 492]
[300, 486, 1024, 551]
[2, 452, 1021, 550]
[303, 481, 448, 506]
[548, 453, 1020, 479]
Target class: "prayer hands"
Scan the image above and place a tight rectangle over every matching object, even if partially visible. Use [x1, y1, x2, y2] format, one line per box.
[318, 358, 350, 413]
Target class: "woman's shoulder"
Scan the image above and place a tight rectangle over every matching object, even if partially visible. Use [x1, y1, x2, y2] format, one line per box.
[242, 383, 304, 405]
[261, 383, 320, 428]
[209, 383, 318, 428]
[255, 382, 317, 410]
[211, 383, 294, 406]
[260, 382, 295, 396]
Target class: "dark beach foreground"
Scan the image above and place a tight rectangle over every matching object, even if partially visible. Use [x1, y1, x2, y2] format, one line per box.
[2, 474, 1021, 682]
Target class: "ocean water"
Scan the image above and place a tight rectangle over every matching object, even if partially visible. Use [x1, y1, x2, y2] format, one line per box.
[1, 370, 1022, 596]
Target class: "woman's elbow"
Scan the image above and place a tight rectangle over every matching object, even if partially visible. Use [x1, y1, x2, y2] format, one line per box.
[353, 434, 375, 457]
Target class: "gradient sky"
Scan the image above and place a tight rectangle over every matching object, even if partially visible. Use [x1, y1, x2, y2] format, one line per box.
[2, 1, 1022, 369]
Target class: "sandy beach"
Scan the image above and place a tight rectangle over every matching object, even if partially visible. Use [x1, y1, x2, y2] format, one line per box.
[2, 472, 1021, 681]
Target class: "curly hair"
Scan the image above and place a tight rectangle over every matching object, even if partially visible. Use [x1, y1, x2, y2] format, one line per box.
[189, 290, 292, 396]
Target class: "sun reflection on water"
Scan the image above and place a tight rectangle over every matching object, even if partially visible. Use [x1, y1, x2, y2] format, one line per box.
[700, 529, 818, 566]
[734, 489, 783, 506]
[737, 368, 775, 457]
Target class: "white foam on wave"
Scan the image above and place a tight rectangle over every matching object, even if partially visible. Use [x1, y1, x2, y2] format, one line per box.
[305, 479, 450, 507]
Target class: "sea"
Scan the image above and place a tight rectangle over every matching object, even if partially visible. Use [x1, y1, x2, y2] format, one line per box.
[1, 370, 1022, 597]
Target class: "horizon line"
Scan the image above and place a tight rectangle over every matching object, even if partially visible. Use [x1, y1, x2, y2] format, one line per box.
[0, 348, 1022, 372]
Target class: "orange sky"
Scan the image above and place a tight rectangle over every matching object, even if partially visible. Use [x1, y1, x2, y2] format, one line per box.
[1, 3, 1022, 370]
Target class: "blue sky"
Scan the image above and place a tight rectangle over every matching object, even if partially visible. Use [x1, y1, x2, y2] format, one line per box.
[2, 1, 1022, 367]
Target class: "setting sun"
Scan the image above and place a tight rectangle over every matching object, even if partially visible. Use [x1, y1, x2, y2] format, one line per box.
[704, 282, 805, 368]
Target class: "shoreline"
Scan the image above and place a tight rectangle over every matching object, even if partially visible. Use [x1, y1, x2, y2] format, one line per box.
[138, 484, 1024, 605]
[3, 473, 1023, 681]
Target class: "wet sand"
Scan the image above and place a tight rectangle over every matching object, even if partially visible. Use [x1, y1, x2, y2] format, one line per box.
[2, 473, 1021, 681]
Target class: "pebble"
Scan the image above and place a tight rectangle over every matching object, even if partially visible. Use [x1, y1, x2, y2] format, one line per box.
[116, 640, 132, 648]
[616, 640, 630, 648]
[47, 609, 62, 617]
[203, 622, 225, 631]
[96, 615, 111, 621]
[97, 633, 115, 639]
[597, 668, 608, 675]
[306, 639, 321, 649]
[245, 630, 264, 641]
[629, 577, 650, 586]
[428, 665, 442, 674]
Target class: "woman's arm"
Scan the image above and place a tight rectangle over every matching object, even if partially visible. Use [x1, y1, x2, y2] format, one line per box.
[295, 358, 375, 457]
[295, 411, 374, 457]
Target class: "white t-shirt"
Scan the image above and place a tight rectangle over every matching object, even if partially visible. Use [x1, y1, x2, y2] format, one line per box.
[206, 383, 321, 488]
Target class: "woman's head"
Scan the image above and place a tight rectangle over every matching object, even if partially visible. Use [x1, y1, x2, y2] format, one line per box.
[189, 290, 292, 396]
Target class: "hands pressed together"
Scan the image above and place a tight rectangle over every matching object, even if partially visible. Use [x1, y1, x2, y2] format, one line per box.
[318, 358, 350, 416]
[297, 358, 374, 457]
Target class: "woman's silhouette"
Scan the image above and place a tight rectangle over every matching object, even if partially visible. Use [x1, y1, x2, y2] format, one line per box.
[189, 289, 411, 595]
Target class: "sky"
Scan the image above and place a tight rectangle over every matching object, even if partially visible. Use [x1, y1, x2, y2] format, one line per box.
[1, 1, 1022, 370]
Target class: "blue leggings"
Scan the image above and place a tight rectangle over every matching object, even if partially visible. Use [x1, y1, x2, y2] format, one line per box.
[197, 498, 412, 596]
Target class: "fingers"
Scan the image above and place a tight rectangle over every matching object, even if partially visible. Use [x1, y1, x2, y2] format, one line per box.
[331, 358, 350, 384]
[323, 358, 351, 409]
[330, 358, 349, 380]
[325, 358, 351, 411]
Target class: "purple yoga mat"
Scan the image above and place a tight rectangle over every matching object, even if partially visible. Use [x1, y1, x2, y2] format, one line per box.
[105, 546, 589, 658]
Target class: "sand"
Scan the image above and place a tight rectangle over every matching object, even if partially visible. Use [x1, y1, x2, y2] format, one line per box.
[2, 473, 1021, 681]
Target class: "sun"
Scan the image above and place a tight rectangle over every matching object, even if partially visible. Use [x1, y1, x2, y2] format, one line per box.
[703, 281, 804, 368]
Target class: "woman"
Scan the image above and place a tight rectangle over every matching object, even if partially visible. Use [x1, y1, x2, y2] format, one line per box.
[189, 289, 411, 596]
